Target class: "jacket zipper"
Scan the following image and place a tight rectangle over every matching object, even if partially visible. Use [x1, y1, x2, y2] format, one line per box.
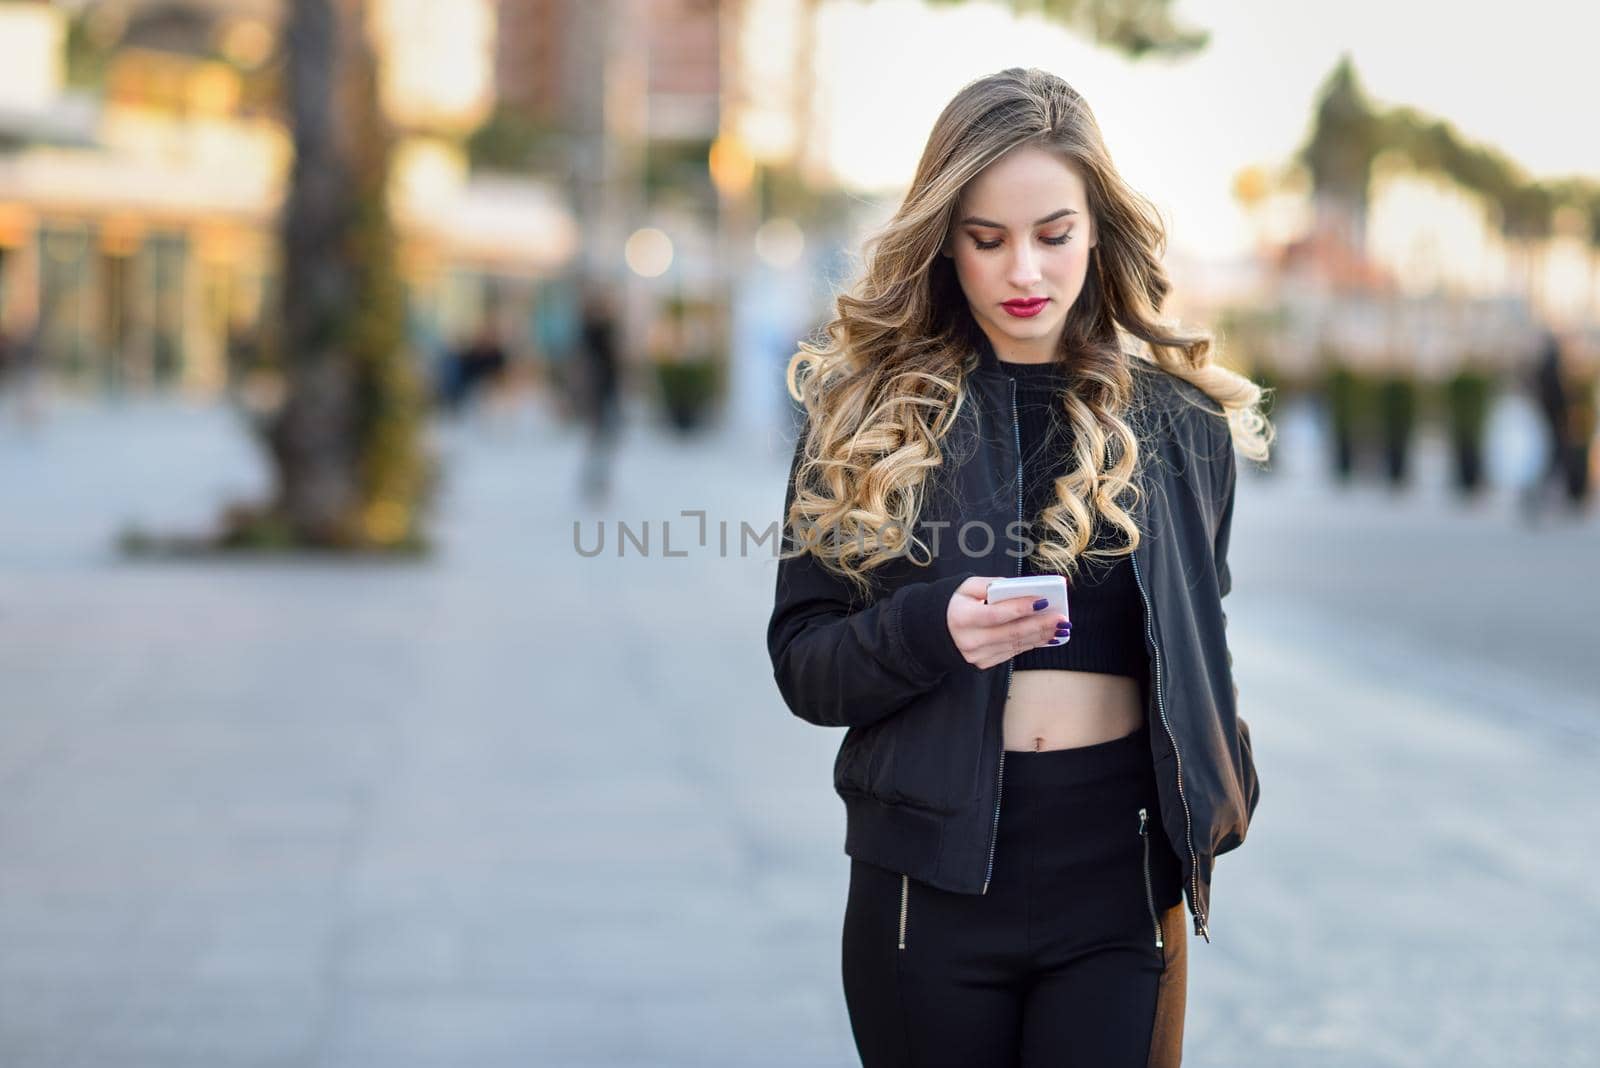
[898, 873, 909, 950]
[982, 377, 1024, 896]
[1129, 548, 1211, 942]
[1138, 807, 1164, 949]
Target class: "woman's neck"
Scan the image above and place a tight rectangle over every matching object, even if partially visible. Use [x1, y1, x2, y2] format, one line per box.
[973, 319, 1067, 365]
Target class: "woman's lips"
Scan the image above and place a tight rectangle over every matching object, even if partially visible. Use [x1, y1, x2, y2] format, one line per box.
[1001, 298, 1049, 319]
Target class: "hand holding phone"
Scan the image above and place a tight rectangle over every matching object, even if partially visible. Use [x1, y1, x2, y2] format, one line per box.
[941, 575, 1072, 672]
[984, 575, 1070, 646]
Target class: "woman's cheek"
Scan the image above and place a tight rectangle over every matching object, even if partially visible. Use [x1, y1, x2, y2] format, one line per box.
[954, 254, 987, 294]
[1057, 249, 1089, 282]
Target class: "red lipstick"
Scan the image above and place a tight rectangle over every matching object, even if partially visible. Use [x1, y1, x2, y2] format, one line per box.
[1001, 297, 1049, 319]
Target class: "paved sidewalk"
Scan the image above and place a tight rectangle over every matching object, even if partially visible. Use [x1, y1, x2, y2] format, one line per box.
[0, 395, 1594, 1066]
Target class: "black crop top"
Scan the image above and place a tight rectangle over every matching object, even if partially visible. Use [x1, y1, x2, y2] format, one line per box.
[996, 357, 1150, 682]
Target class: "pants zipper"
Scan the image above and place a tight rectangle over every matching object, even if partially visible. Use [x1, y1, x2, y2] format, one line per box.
[982, 377, 1024, 896]
[1129, 549, 1211, 942]
[898, 873, 909, 950]
[1138, 807, 1164, 949]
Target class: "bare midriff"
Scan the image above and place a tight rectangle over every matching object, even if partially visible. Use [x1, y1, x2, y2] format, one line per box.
[1002, 669, 1144, 752]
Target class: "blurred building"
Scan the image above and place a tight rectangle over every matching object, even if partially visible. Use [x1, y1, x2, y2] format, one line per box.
[0, 0, 577, 396]
[493, 0, 567, 126]
[488, 0, 828, 435]
[1253, 175, 1548, 383]
[491, 0, 731, 283]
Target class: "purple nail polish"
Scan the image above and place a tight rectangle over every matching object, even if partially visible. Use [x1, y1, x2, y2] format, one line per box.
[1032, 598, 1049, 610]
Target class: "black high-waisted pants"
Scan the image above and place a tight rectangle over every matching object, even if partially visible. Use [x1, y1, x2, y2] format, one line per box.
[841, 724, 1190, 1068]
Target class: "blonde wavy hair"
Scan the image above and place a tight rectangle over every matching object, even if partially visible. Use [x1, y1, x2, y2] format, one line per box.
[785, 67, 1274, 599]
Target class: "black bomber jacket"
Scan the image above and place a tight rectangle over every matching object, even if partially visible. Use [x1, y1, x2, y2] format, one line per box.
[765, 332, 1260, 942]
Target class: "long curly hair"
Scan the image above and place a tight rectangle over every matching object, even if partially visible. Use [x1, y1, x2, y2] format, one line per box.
[784, 67, 1274, 599]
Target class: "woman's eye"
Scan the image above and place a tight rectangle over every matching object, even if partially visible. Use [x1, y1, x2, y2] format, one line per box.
[971, 233, 1073, 251]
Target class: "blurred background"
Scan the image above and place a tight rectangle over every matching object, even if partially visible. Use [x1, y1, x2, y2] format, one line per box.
[0, 1, 1595, 1065]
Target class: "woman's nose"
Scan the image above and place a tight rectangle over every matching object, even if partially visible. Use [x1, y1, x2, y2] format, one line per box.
[1008, 244, 1042, 287]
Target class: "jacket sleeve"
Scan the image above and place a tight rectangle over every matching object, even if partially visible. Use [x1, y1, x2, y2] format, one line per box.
[1213, 423, 1235, 602]
[1211, 417, 1239, 703]
[766, 432, 979, 730]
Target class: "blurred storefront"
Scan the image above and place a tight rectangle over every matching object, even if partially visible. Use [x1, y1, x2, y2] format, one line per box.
[0, 0, 577, 397]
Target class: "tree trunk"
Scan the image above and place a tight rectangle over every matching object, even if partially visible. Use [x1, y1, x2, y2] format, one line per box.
[264, 0, 425, 549]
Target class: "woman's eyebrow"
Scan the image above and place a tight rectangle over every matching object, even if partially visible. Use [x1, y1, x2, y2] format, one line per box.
[960, 208, 1078, 228]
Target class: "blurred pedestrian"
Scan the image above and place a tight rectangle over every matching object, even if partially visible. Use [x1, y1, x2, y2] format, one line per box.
[576, 289, 622, 505]
[0, 325, 44, 430]
[462, 328, 509, 394]
[767, 68, 1272, 1068]
[1522, 329, 1573, 521]
[433, 340, 464, 412]
[440, 327, 510, 416]
[1563, 355, 1596, 512]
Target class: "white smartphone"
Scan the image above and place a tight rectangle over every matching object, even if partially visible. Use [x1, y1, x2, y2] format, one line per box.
[984, 574, 1070, 645]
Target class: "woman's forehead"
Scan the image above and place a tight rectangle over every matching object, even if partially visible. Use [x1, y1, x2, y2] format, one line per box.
[960, 147, 1088, 218]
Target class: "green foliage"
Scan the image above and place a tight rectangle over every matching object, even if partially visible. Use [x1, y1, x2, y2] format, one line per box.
[465, 107, 566, 174]
[1388, 108, 1518, 203]
[236, 0, 433, 555]
[919, 0, 1208, 58]
[644, 138, 716, 207]
[1325, 364, 1369, 432]
[343, 18, 430, 551]
[1496, 183, 1558, 242]
[1440, 369, 1495, 494]
[1375, 373, 1417, 436]
[1300, 56, 1597, 245]
[1443, 369, 1493, 439]
[655, 359, 723, 433]
[1299, 56, 1385, 207]
[63, 11, 116, 89]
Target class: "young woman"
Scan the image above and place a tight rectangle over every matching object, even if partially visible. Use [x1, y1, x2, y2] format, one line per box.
[767, 68, 1273, 1067]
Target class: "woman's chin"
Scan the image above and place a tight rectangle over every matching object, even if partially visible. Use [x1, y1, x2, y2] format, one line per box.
[991, 314, 1059, 342]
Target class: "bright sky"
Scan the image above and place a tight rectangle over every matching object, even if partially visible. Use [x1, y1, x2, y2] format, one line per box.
[816, 0, 1598, 263]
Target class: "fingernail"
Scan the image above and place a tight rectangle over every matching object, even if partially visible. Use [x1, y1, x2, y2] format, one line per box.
[1055, 623, 1070, 633]
[1032, 598, 1048, 610]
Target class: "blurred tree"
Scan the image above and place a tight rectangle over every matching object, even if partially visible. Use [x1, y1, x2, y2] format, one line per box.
[62, 6, 121, 89]
[1588, 190, 1600, 325]
[242, 0, 430, 551]
[1300, 58, 1596, 312]
[466, 106, 567, 175]
[1495, 181, 1557, 308]
[1298, 57, 1385, 254]
[918, 0, 1208, 57]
